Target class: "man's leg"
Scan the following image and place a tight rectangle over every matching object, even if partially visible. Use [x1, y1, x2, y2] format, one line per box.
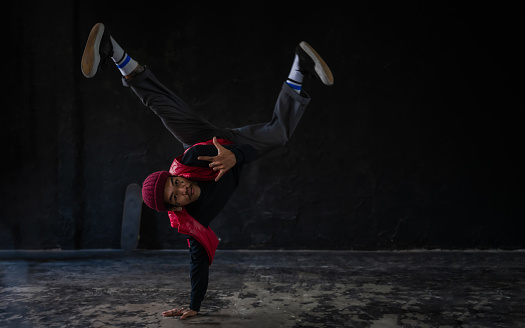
[226, 41, 333, 156]
[81, 23, 223, 148]
[122, 68, 224, 148]
[227, 82, 311, 156]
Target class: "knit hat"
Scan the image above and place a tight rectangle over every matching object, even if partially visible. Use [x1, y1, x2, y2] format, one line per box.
[142, 171, 171, 212]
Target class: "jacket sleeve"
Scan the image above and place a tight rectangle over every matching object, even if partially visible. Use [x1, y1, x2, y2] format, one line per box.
[188, 237, 209, 312]
[181, 144, 258, 167]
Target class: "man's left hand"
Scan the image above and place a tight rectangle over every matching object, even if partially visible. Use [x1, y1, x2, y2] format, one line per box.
[162, 307, 198, 319]
[197, 137, 237, 181]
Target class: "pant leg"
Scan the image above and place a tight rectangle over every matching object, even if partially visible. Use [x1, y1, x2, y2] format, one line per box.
[226, 82, 311, 156]
[122, 67, 224, 149]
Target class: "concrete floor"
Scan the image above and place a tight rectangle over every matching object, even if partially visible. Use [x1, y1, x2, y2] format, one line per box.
[1, 250, 524, 328]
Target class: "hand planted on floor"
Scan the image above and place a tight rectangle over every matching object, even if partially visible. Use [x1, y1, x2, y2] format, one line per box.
[162, 307, 198, 320]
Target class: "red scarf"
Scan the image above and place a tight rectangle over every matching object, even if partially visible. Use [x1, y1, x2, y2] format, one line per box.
[167, 138, 234, 265]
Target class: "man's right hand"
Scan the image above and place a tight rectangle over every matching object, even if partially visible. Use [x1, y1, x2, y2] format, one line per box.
[197, 136, 237, 182]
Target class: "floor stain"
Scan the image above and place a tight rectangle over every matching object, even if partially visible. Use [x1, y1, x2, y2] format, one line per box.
[1, 250, 524, 327]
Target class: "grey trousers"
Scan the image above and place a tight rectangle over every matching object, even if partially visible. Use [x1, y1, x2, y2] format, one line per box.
[123, 67, 311, 156]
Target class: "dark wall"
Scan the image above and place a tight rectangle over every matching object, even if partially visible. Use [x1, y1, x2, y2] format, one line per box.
[2, 1, 523, 250]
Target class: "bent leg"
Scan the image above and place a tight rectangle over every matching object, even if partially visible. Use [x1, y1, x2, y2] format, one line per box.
[122, 67, 223, 149]
[227, 82, 311, 156]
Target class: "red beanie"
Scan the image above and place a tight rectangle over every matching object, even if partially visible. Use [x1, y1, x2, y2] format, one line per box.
[142, 171, 171, 212]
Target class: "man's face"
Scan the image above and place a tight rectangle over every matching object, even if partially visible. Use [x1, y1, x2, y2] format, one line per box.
[163, 176, 201, 210]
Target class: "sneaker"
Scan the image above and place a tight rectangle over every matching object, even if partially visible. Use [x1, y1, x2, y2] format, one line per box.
[296, 41, 334, 86]
[81, 23, 113, 78]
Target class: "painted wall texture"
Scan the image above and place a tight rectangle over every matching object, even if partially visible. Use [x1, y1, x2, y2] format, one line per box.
[2, 2, 523, 250]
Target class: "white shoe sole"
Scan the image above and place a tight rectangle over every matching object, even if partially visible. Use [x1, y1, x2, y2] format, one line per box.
[81, 23, 105, 78]
[299, 41, 334, 86]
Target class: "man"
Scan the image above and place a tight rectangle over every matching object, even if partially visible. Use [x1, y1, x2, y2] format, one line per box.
[81, 22, 333, 319]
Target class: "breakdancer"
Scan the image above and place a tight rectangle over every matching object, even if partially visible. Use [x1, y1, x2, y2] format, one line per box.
[81, 23, 333, 319]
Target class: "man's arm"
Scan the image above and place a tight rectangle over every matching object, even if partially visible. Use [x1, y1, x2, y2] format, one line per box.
[188, 237, 209, 313]
[163, 237, 208, 319]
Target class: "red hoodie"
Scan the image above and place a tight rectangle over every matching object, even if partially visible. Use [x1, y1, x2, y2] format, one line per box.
[167, 138, 234, 265]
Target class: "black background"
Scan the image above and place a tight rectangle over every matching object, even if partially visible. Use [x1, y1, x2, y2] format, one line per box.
[2, 1, 523, 250]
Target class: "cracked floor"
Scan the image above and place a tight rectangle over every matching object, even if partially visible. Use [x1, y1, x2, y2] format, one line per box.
[1, 250, 524, 327]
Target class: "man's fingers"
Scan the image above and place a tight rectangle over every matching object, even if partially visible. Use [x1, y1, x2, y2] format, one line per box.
[180, 310, 198, 320]
[163, 308, 180, 313]
[212, 136, 226, 152]
[210, 162, 226, 170]
[215, 169, 226, 182]
[212, 136, 220, 148]
[198, 156, 214, 162]
[162, 308, 183, 317]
